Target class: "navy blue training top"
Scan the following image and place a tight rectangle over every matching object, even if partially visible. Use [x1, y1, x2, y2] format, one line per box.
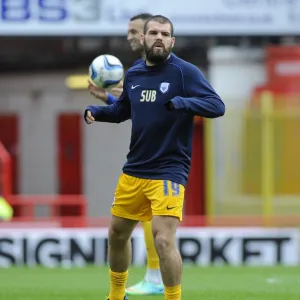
[85, 53, 225, 186]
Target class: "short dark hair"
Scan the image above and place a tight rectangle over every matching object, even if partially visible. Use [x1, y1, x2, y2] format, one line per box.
[143, 15, 174, 36]
[130, 13, 153, 22]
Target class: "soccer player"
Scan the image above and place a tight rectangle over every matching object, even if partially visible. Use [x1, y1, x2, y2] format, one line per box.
[89, 13, 165, 296]
[84, 15, 225, 300]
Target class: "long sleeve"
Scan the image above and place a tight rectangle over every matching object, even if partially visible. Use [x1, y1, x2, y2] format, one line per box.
[107, 93, 118, 105]
[168, 65, 225, 118]
[84, 79, 131, 124]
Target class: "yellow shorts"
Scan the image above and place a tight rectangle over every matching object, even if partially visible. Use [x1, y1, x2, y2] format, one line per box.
[111, 173, 185, 221]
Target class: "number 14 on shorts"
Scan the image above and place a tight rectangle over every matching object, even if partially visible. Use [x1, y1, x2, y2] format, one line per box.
[163, 180, 180, 196]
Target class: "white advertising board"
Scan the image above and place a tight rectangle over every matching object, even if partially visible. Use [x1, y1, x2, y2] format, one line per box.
[0, 0, 299, 36]
[0, 227, 299, 267]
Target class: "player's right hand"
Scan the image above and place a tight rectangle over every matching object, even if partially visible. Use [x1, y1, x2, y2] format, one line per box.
[88, 80, 108, 102]
[85, 110, 95, 124]
[109, 80, 123, 98]
[110, 87, 123, 98]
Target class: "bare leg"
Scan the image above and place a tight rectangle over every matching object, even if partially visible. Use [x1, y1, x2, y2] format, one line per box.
[108, 216, 138, 300]
[152, 216, 181, 286]
[108, 215, 138, 271]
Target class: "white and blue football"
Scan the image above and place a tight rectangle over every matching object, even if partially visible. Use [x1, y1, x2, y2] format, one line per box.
[89, 54, 124, 89]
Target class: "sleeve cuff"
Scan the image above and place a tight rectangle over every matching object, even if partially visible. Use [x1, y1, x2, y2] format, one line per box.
[107, 93, 118, 105]
[165, 97, 182, 110]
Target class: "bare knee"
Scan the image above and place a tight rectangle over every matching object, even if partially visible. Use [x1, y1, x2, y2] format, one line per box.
[152, 216, 179, 257]
[108, 217, 137, 247]
[109, 225, 127, 245]
[154, 232, 174, 257]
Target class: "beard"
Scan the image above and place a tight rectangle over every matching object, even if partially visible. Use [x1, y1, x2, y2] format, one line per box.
[131, 40, 144, 54]
[144, 40, 171, 64]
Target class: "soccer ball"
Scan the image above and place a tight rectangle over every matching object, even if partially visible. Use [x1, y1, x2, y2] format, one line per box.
[89, 54, 124, 89]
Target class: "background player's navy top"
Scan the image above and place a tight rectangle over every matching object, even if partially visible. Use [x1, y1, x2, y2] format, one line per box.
[85, 54, 225, 186]
[106, 58, 143, 104]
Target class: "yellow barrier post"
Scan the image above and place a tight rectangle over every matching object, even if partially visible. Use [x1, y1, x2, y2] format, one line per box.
[204, 118, 215, 225]
[0, 196, 13, 221]
[260, 91, 274, 226]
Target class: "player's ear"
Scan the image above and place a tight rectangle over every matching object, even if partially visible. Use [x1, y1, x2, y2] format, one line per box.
[171, 37, 175, 48]
[140, 34, 145, 46]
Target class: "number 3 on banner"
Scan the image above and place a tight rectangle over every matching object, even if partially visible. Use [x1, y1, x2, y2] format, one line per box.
[163, 180, 180, 196]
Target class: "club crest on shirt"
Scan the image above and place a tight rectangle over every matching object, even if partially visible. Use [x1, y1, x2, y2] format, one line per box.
[159, 82, 170, 94]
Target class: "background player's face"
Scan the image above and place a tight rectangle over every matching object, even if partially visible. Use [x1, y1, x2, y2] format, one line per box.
[141, 21, 175, 64]
[127, 19, 145, 53]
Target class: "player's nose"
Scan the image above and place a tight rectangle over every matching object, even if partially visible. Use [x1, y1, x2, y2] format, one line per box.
[127, 33, 133, 41]
[155, 32, 163, 40]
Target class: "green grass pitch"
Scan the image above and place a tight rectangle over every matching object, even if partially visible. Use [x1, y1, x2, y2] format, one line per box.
[1, 266, 300, 299]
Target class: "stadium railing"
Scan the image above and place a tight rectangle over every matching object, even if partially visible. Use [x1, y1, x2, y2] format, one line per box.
[0, 141, 88, 227]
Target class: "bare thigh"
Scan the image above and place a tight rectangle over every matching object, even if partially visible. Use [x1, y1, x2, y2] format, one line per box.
[109, 215, 138, 243]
